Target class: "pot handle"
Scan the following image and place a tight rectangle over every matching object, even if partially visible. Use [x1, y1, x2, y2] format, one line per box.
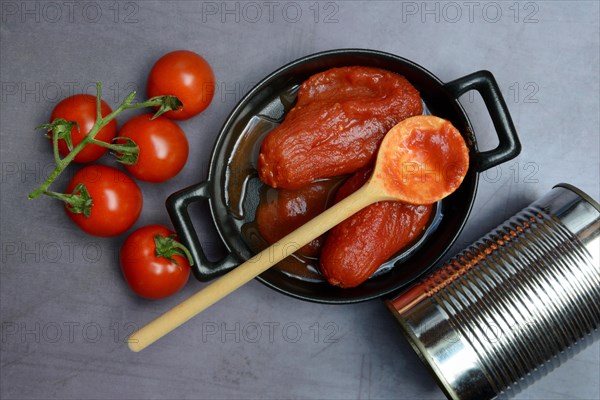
[444, 70, 521, 172]
[166, 181, 239, 281]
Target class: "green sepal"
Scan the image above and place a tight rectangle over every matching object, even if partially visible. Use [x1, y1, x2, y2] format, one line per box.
[43, 183, 93, 218]
[37, 119, 80, 151]
[149, 95, 183, 119]
[110, 137, 140, 166]
[154, 234, 195, 266]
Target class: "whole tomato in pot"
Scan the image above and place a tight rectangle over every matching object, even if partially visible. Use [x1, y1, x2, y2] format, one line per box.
[120, 224, 192, 299]
[116, 114, 189, 182]
[50, 94, 117, 163]
[63, 165, 142, 237]
[319, 168, 433, 288]
[147, 50, 215, 120]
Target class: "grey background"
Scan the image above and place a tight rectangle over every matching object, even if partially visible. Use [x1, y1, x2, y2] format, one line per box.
[1, 1, 599, 399]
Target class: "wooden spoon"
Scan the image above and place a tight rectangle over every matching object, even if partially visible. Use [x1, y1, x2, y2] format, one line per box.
[128, 115, 469, 352]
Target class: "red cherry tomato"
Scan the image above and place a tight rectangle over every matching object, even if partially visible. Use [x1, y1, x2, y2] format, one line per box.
[147, 50, 215, 120]
[120, 225, 191, 299]
[117, 114, 189, 182]
[50, 94, 117, 163]
[64, 165, 142, 237]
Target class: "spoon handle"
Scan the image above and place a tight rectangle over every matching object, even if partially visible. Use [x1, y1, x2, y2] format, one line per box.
[128, 184, 379, 352]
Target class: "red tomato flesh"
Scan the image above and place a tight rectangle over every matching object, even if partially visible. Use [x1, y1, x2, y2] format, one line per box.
[50, 94, 117, 163]
[64, 165, 142, 237]
[147, 50, 215, 120]
[120, 224, 191, 299]
[118, 114, 189, 182]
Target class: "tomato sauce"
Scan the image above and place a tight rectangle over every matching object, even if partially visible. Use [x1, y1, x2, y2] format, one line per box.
[376, 116, 469, 205]
[258, 66, 423, 189]
[319, 168, 433, 288]
[255, 179, 342, 258]
[246, 68, 463, 286]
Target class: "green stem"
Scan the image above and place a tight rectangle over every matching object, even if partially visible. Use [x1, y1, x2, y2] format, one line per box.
[43, 183, 93, 217]
[43, 189, 78, 205]
[52, 129, 61, 166]
[28, 83, 179, 200]
[171, 240, 195, 266]
[89, 138, 138, 153]
[96, 82, 102, 123]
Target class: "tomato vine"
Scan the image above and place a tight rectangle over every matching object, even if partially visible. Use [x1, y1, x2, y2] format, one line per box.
[28, 82, 182, 200]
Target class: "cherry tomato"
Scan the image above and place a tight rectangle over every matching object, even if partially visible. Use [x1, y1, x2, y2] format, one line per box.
[50, 94, 117, 163]
[147, 50, 215, 120]
[64, 165, 142, 237]
[117, 114, 189, 182]
[120, 225, 191, 299]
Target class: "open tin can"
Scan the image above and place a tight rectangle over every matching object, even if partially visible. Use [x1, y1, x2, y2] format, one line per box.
[387, 184, 600, 399]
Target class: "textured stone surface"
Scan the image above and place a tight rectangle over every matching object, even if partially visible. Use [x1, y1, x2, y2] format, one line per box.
[1, 1, 598, 399]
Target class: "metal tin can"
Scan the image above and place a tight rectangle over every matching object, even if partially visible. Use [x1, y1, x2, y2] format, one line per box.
[387, 184, 600, 399]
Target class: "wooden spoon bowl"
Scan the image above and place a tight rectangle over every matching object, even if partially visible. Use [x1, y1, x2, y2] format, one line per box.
[373, 115, 469, 204]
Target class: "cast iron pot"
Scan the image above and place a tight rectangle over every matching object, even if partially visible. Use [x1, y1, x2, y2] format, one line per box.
[166, 49, 521, 304]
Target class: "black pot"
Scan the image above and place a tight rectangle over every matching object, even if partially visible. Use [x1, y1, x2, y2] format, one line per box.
[166, 49, 520, 304]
